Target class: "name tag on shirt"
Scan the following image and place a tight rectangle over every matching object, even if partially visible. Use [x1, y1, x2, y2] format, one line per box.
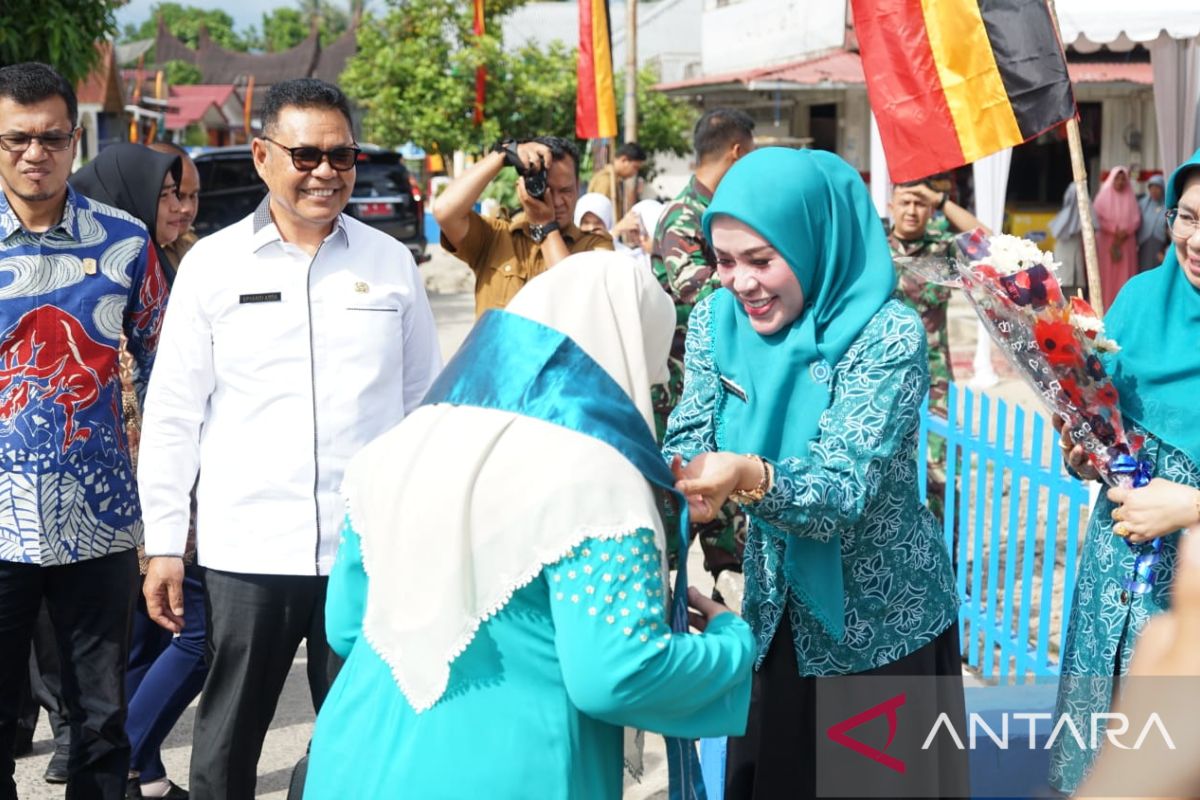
[239, 292, 282, 304]
[719, 375, 748, 402]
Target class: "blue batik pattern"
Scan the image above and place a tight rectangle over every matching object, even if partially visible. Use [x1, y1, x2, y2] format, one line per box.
[0, 186, 166, 565]
[1049, 430, 1199, 794]
[663, 295, 958, 675]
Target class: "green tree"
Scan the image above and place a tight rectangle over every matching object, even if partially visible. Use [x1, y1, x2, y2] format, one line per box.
[0, 0, 120, 86]
[485, 41, 577, 144]
[340, 0, 495, 155]
[616, 65, 696, 158]
[122, 3, 249, 52]
[260, 2, 350, 51]
[260, 7, 309, 52]
[344, 0, 695, 165]
[162, 59, 202, 85]
[296, 0, 350, 40]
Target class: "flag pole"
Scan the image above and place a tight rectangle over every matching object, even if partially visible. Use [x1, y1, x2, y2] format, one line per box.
[624, 0, 637, 143]
[1047, 0, 1105, 312]
[1065, 119, 1105, 311]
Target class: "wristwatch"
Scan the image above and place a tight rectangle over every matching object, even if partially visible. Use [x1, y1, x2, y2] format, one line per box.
[528, 221, 559, 243]
[936, 192, 949, 210]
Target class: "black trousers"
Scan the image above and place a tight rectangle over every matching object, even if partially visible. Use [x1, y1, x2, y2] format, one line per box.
[0, 549, 138, 800]
[188, 569, 341, 800]
[17, 602, 71, 752]
[726, 620, 967, 800]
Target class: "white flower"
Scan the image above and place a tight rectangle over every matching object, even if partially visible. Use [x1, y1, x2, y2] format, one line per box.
[1072, 313, 1104, 335]
[970, 233, 1061, 276]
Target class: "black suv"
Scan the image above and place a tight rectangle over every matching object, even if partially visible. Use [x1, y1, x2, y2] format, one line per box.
[191, 144, 427, 262]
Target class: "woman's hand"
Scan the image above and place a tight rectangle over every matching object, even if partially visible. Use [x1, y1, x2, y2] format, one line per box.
[686, 586, 732, 632]
[1108, 478, 1200, 544]
[1054, 415, 1100, 482]
[672, 452, 762, 523]
[611, 210, 641, 237]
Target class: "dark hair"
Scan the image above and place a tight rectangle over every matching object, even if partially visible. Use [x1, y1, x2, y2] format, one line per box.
[693, 108, 755, 164]
[894, 179, 925, 191]
[0, 62, 78, 127]
[616, 142, 647, 162]
[261, 78, 354, 137]
[531, 135, 581, 177]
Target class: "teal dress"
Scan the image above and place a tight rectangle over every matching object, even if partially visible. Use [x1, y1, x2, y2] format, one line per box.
[663, 296, 959, 674]
[303, 522, 755, 799]
[1048, 429, 1199, 793]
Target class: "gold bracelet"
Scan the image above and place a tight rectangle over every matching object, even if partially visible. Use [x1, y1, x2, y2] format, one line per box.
[730, 454, 771, 505]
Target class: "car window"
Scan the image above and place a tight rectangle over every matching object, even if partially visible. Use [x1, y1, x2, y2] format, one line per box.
[206, 157, 263, 192]
[353, 160, 411, 198]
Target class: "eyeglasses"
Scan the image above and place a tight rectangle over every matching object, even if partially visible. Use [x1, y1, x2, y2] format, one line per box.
[0, 129, 77, 153]
[260, 136, 360, 172]
[1165, 208, 1200, 239]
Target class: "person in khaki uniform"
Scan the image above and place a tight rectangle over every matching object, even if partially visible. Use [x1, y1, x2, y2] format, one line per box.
[435, 136, 613, 317]
[587, 141, 647, 221]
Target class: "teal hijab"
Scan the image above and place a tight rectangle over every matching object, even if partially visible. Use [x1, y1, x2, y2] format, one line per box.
[1103, 148, 1200, 468]
[701, 148, 896, 638]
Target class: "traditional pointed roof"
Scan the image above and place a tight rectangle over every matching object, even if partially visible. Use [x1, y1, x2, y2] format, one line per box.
[76, 41, 125, 114]
[153, 17, 356, 85]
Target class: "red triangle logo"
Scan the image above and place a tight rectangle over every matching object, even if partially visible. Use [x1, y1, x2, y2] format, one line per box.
[825, 692, 907, 774]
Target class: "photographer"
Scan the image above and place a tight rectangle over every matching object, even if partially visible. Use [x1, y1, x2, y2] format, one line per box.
[436, 136, 612, 317]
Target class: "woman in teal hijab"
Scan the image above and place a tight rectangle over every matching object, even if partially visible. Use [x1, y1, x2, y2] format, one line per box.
[1051, 149, 1200, 794]
[662, 148, 963, 798]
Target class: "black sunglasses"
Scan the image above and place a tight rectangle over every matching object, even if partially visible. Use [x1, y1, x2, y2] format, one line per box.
[260, 136, 360, 172]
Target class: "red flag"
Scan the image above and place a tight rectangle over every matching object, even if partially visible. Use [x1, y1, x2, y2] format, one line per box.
[576, 0, 617, 139]
[851, 0, 1076, 182]
[473, 0, 485, 126]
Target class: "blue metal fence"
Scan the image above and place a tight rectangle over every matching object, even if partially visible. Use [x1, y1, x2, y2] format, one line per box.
[919, 384, 1092, 682]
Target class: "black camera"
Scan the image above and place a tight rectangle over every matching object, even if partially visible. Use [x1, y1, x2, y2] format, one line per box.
[493, 139, 548, 199]
[521, 166, 548, 199]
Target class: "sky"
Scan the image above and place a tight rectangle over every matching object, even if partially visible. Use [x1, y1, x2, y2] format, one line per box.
[116, 0, 300, 36]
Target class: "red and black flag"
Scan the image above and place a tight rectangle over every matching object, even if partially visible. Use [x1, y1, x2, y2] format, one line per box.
[852, 0, 1077, 182]
[576, 0, 618, 139]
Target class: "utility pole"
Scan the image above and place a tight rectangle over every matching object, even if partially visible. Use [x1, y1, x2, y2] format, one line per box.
[624, 0, 638, 143]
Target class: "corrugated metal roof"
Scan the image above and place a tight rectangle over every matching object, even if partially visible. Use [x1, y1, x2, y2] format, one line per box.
[658, 49, 1152, 92]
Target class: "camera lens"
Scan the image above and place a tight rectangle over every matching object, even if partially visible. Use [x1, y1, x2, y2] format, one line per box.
[524, 169, 548, 199]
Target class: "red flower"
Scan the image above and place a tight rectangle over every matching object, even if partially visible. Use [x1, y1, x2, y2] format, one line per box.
[974, 264, 1000, 280]
[1058, 377, 1086, 409]
[1035, 319, 1084, 368]
[1097, 384, 1120, 407]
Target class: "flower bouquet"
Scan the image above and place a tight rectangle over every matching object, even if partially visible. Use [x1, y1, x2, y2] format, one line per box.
[902, 229, 1157, 590]
[950, 229, 1142, 485]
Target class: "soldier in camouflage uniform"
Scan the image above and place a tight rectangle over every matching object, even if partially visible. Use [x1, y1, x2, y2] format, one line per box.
[650, 108, 755, 579]
[887, 179, 986, 522]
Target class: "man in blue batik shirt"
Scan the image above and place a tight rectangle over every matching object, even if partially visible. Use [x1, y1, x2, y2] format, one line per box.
[0, 63, 167, 800]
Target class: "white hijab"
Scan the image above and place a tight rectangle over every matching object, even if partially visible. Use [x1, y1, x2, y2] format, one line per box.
[343, 252, 675, 712]
[632, 199, 666, 240]
[573, 191, 615, 232]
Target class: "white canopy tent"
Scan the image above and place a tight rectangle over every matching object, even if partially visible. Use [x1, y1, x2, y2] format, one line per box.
[1056, 0, 1200, 174]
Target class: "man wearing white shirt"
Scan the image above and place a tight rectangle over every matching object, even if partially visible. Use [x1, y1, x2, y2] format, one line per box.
[137, 79, 442, 799]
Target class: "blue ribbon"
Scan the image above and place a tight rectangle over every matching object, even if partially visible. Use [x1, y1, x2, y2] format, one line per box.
[422, 310, 707, 800]
[1110, 455, 1160, 594]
